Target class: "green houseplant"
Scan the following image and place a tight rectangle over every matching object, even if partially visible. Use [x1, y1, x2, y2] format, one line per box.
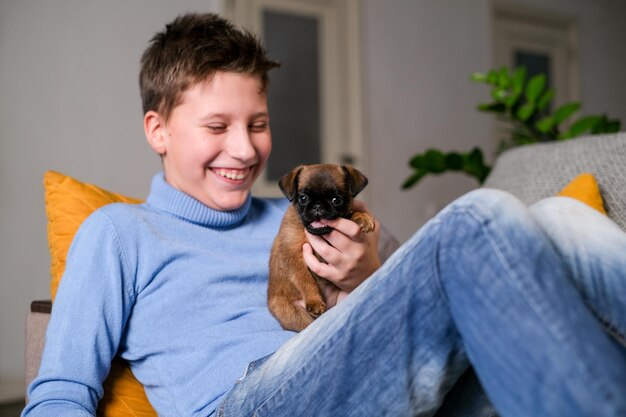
[402, 66, 621, 190]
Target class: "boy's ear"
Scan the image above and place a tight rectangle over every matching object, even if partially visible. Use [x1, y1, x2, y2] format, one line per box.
[144, 111, 167, 155]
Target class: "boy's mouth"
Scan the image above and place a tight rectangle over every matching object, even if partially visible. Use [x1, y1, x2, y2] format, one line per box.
[210, 167, 252, 182]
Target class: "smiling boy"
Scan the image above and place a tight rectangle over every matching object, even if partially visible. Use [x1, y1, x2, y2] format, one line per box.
[23, 11, 626, 417]
[23, 13, 381, 417]
[144, 72, 272, 211]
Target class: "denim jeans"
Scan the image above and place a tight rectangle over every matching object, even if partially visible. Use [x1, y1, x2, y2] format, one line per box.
[214, 189, 626, 417]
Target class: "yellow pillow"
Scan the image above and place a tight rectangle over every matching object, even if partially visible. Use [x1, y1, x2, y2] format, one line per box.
[99, 358, 157, 416]
[557, 172, 607, 215]
[44, 170, 143, 300]
[43, 170, 156, 417]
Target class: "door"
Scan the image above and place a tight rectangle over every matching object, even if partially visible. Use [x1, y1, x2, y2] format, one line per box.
[493, 3, 579, 143]
[226, 0, 365, 197]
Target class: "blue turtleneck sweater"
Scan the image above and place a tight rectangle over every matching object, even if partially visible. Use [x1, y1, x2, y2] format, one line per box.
[24, 173, 294, 417]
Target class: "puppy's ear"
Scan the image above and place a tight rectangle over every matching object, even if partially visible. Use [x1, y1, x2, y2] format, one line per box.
[278, 165, 304, 201]
[342, 165, 368, 197]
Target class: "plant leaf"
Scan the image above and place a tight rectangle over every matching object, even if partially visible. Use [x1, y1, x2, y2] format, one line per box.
[509, 128, 537, 145]
[486, 70, 499, 85]
[604, 120, 621, 133]
[559, 115, 600, 140]
[553, 102, 581, 124]
[537, 89, 555, 111]
[589, 115, 621, 134]
[503, 94, 520, 108]
[535, 116, 556, 133]
[516, 103, 535, 121]
[471, 72, 487, 82]
[423, 149, 446, 173]
[444, 153, 464, 170]
[491, 87, 507, 101]
[525, 74, 546, 103]
[497, 67, 510, 89]
[465, 148, 484, 167]
[477, 103, 506, 113]
[409, 154, 425, 169]
[511, 67, 526, 95]
[402, 171, 426, 189]
[463, 148, 491, 184]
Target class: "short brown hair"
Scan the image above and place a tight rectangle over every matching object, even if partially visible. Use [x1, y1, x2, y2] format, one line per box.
[139, 13, 279, 122]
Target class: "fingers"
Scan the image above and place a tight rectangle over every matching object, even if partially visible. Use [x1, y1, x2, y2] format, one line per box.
[305, 230, 346, 265]
[302, 242, 337, 280]
[320, 217, 363, 242]
[315, 215, 380, 253]
[323, 200, 379, 240]
[302, 201, 382, 292]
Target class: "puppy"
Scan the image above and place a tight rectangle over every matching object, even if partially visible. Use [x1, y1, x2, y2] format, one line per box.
[268, 163, 375, 331]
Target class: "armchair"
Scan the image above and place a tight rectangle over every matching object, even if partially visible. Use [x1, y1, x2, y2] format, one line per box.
[25, 132, 626, 415]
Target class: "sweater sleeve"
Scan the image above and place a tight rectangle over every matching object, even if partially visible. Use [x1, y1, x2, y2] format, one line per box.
[23, 210, 136, 417]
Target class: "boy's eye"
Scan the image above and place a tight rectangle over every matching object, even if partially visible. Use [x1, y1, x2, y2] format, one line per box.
[250, 122, 268, 132]
[207, 125, 226, 133]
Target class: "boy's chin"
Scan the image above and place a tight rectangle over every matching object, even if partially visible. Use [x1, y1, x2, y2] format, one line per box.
[203, 191, 250, 212]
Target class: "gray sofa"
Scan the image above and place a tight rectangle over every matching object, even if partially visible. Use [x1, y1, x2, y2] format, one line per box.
[484, 132, 626, 231]
[24, 132, 626, 411]
[435, 131, 626, 416]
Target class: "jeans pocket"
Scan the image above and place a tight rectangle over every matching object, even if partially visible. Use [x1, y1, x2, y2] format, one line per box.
[236, 354, 272, 383]
[216, 354, 274, 417]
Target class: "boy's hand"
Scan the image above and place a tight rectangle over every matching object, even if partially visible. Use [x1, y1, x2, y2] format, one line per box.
[302, 201, 381, 308]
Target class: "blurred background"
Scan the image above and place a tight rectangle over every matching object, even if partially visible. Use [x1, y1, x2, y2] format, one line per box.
[1, 0, 625, 407]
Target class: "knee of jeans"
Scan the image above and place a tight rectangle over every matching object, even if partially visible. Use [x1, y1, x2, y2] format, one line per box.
[530, 195, 589, 219]
[444, 188, 528, 224]
[530, 196, 620, 241]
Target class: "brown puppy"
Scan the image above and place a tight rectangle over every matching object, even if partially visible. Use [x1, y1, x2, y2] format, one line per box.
[268, 163, 375, 331]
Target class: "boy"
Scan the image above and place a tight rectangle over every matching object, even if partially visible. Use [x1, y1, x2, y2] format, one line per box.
[24, 12, 626, 417]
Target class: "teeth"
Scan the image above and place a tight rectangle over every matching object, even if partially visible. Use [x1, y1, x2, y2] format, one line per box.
[214, 169, 247, 180]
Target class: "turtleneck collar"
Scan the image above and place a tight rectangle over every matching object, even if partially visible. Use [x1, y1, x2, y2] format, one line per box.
[145, 172, 252, 228]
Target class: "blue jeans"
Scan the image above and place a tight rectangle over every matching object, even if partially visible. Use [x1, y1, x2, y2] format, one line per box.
[215, 189, 626, 417]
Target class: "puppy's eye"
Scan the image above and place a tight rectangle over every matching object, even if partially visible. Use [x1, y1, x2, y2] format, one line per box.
[331, 196, 343, 207]
[297, 194, 310, 205]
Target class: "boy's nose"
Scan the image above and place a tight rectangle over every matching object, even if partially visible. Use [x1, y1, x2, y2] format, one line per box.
[227, 128, 256, 161]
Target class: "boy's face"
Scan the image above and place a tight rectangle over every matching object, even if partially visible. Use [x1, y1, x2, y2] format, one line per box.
[146, 72, 272, 211]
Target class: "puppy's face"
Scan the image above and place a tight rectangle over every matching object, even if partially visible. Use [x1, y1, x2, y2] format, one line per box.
[279, 164, 368, 236]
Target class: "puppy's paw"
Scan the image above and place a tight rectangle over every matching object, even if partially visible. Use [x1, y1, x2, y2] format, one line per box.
[351, 212, 376, 233]
[305, 300, 327, 318]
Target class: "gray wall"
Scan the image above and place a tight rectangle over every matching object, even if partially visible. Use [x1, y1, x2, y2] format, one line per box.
[0, 0, 221, 399]
[1, 0, 625, 399]
[364, 0, 626, 243]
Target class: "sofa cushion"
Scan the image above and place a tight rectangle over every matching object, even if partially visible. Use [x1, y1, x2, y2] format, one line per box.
[484, 133, 626, 231]
[557, 173, 606, 214]
[43, 171, 156, 416]
[44, 170, 142, 300]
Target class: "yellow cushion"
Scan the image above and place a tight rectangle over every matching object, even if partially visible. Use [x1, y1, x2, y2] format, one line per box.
[44, 171, 143, 301]
[43, 170, 156, 417]
[98, 358, 157, 417]
[557, 172, 607, 215]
